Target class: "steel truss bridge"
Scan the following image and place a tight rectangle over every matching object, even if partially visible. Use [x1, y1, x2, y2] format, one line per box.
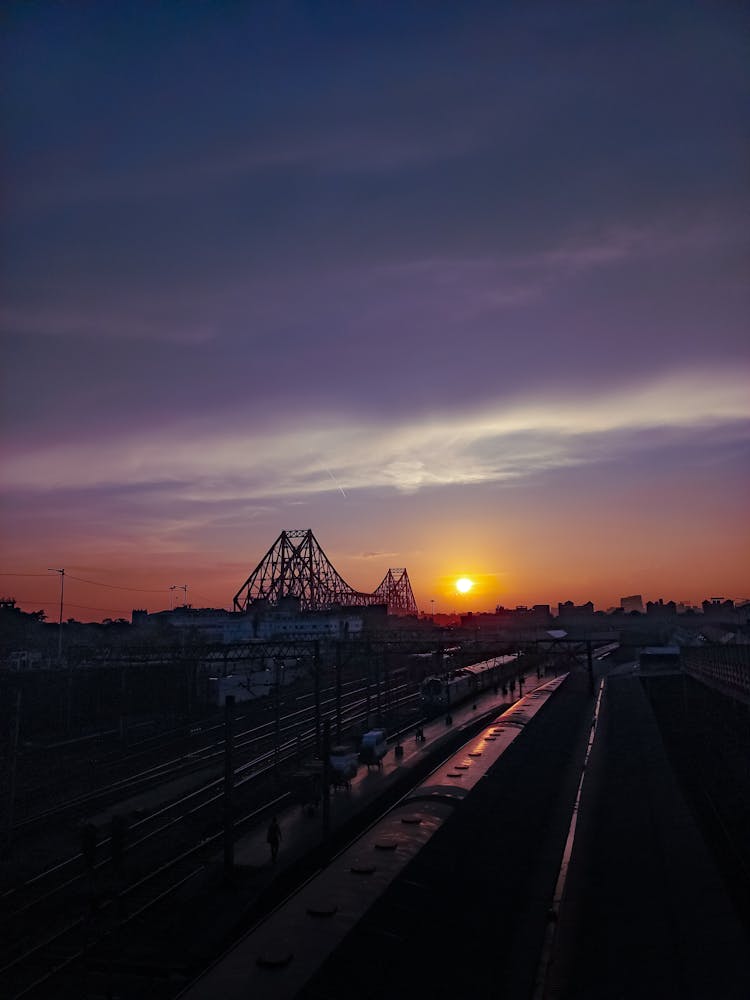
[232, 529, 418, 616]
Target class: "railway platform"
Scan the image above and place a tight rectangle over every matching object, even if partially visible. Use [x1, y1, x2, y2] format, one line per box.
[179, 666, 750, 1000]
[178, 673, 570, 999]
[545, 672, 750, 999]
[210, 676, 524, 882]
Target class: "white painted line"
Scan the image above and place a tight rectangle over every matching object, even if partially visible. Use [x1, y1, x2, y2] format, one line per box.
[533, 677, 605, 1000]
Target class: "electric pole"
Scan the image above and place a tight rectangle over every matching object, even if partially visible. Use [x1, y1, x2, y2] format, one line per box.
[223, 695, 235, 879]
[170, 584, 188, 609]
[48, 568, 65, 660]
[586, 640, 594, 696]
[4, 689, 21, 853]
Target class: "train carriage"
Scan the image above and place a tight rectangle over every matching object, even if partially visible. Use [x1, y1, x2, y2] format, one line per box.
[420, 653, 519, 715]
[180, 672, 569, 1000]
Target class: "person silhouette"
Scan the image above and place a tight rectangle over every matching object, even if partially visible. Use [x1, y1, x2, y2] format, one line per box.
[266, 815, 282, 863]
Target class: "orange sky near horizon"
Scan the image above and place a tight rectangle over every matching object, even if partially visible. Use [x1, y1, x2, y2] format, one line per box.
[3, 497, 748, 624]
[3, 434, 749, 623]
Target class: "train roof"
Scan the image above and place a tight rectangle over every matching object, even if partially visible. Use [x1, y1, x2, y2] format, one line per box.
[181, 673, 569, 1000]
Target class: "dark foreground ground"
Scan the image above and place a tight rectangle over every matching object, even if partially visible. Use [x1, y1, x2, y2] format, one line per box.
[9, 666, 749, 999]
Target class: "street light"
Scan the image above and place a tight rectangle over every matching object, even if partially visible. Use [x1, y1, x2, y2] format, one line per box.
[430, 599, 435, 621]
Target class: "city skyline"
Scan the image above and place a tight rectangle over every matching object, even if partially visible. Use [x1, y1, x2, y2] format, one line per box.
[1, 547, 747, 625]
[2, 3, 748, 622]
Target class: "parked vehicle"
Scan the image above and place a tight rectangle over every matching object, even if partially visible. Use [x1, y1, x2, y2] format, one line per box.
[329, 745, 358, 789]
[359, 728, 388, 770]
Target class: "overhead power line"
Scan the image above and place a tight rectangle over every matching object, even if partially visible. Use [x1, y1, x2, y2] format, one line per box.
[0, 573, 53, 578]
[65, 575, 169, 593]
[0, 572, 168, 593]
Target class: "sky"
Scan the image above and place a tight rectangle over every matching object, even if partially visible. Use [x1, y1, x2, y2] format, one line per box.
[1, 1, 749, 621]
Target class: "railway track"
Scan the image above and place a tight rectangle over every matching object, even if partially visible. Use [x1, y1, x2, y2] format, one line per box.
[0, 790, 293, 1000]
[11, 670, 409, 833]
[0, 684, 425, 998]
[1, 655, 537, 999]
[1, 692, 499, 1000]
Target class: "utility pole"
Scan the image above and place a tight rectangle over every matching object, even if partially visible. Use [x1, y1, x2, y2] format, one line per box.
[273, 659, 282, 779]
[365, 640, 371, 728]
[586, 640, 594, 696]
[322, 718, 331, 846]
[375, 652, 381, 721]
[119, 657, 129, 745]
[48, 568, 65, 660]
[313, 640, 321, 757]
[223, 695, 235, 879]
[170, 584, 188, 609]
[3, 689, 21, 853]
[335, 642, 342, 744]
[382, 647, 390, 715]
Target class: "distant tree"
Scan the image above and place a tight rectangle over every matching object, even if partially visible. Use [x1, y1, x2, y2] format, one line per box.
[0, 599, 47, 652]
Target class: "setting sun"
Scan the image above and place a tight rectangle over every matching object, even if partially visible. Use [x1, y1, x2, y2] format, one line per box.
[456, 577, 474, 594]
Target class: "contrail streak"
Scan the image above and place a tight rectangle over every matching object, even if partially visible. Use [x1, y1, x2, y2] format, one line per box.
[325, 467, 348, 498]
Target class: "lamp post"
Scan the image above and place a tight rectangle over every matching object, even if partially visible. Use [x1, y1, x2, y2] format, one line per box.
[430, 599, 435, 621]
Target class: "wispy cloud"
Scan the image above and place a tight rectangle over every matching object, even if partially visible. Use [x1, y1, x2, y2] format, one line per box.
[3, 368, 748, 500]
[15, 124, 482, 212]
[371, 215, 746, 316]
[0, 304, 216, 344]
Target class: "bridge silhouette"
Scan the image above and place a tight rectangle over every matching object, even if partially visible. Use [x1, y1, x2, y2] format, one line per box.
[232, 529, 418, 616]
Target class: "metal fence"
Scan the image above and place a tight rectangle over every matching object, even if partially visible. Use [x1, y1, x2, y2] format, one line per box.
[682, 644, 750, 703]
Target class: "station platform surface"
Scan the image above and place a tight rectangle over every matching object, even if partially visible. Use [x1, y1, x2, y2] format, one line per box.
[208, 676, 530, 878]
[547, 671, 750, 999]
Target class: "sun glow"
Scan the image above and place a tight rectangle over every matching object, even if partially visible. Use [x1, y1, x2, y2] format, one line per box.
[456, 577, 474, 594]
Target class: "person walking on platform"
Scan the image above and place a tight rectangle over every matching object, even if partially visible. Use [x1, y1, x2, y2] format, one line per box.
[267, 815, 282, 863]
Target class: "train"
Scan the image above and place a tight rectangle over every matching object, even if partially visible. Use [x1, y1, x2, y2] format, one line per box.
[180, 671, 568, 1000]
[420, 653, 520, 715]
[206, 660, 309, 705]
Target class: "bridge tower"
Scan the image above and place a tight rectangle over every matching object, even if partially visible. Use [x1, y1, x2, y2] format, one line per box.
[373, 568, 418, 616]
[232, 529, 377, 613]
